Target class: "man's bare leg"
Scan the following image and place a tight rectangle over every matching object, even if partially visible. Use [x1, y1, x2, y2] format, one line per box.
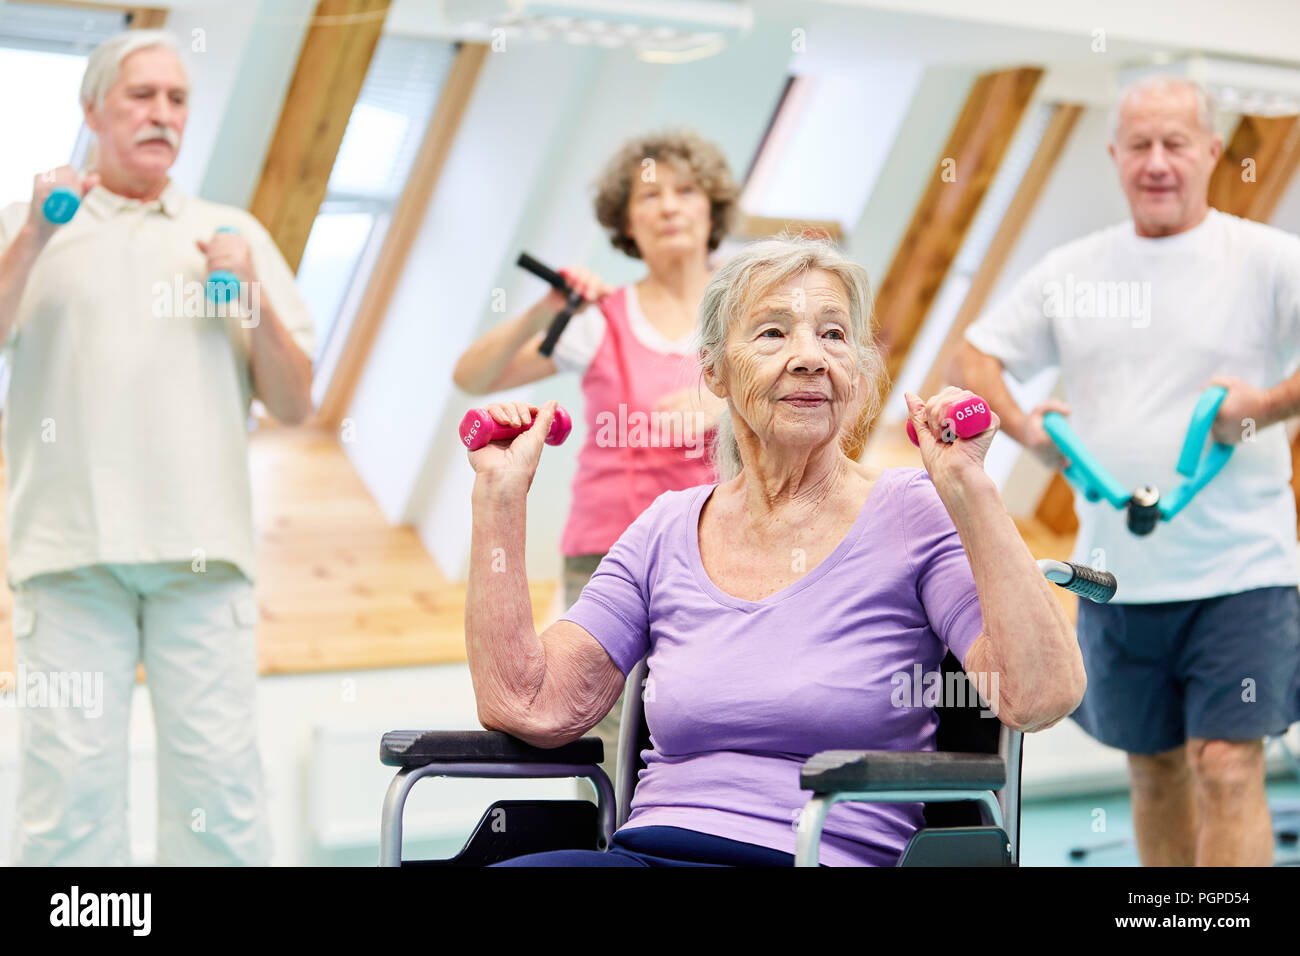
[1187, 737, 1272, 866]
[1128, 745, 1198, 866]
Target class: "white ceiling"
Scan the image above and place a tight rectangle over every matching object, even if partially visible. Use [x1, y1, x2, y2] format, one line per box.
[381, 0, 1300, 67]
[812, 0, 1300, 67]
[46, 0, 1300, 72]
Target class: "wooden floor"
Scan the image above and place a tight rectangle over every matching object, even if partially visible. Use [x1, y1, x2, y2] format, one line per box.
[248, 427, 557, 674]
[0, 427, 558, 677]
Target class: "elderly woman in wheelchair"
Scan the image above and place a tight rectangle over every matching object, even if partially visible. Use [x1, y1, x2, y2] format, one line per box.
[460, 235, 1086, 867]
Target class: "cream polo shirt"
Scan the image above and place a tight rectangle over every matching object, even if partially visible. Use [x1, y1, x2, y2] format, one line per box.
[0, 181, 316, 586]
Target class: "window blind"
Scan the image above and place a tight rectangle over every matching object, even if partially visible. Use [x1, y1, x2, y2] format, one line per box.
[327, 34, 456, 201]
[0, 2, 127, 56]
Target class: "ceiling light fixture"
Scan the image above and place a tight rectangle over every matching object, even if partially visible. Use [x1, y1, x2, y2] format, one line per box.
[441, 0, 753, 63]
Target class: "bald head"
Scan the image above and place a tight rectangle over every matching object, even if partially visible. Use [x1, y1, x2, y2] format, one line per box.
[1107, 74, 1223, 238]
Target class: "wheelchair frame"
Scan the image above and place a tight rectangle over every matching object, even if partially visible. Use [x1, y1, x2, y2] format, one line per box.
[379, 653, 1021, 867]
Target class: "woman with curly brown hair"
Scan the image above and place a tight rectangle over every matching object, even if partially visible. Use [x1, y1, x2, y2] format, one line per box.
[453, 129, 739, 785]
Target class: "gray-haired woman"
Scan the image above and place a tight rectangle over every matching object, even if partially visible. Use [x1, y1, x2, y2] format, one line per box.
[464, 235, 1085, 866]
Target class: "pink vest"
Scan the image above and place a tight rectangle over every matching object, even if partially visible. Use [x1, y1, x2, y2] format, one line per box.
[562, 287, 718, 556]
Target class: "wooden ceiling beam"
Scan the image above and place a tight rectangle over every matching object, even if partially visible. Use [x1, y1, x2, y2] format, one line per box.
[919, 103, 1083, 400]
[247, 0, 392, 274]
[126, 7, 168, 29]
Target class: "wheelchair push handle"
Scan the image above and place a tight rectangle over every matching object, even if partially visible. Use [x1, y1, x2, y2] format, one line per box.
[1038, 559, 1117, 604]
[518, 252, 587, 358]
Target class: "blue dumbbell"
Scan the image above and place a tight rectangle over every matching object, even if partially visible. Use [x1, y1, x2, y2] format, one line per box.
[42, 186, 80, 225]
[206, 226, 241, 304]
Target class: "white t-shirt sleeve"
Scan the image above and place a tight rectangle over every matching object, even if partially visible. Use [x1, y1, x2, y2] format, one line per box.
[548, 305, 606, 375]
[964, 254, 1060, 384]
[1272, 228, 1300, 376]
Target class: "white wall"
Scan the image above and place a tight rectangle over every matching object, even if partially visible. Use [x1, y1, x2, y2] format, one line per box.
[846, 65, 975, 282]
[341, 40, 606, 583]
[185, 0, 315, 207]
[830, 0, 1300, 66]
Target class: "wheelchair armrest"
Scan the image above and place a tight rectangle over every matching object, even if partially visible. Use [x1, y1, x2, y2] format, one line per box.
[380, 730, 604, 769]
[800, 750, 1006, 793]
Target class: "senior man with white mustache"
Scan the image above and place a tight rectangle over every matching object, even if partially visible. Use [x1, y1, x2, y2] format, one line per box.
[0, 30, 315, 865]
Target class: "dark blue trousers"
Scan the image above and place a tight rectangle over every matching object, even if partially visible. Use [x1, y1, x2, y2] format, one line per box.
[489, 825, 797, 867]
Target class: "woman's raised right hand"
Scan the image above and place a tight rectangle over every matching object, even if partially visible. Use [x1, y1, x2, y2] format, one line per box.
[538, 266, 614, 322]
[467, 400, 560, 492]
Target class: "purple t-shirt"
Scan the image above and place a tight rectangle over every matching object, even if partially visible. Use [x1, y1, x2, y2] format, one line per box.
[561, 466, 985, 867]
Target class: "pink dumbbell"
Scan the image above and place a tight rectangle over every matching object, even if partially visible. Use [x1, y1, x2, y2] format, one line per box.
[459, 405, 573, 451]
[907, 394, 991, 447]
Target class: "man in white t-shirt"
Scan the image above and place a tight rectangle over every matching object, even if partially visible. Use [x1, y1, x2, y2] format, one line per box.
[955, 75, 1300, 866]
[0, 31, 314, 864]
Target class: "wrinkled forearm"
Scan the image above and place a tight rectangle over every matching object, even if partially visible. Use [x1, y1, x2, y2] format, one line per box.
[466, 475, 548, 732]
[454, 302, 552, 395]
[936, 473, 1086, 731]
[1263, 366, 1300, 429]
[0, 223, 50, 344]
[247, 293, 313, 424]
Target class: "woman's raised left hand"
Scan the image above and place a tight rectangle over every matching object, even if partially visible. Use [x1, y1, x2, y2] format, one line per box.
[904, 387, 999, 488]
[467, 400, 559, 494]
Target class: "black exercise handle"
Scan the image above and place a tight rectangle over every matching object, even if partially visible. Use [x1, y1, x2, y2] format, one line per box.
[517, 252, 569, 293]
[538, 297, 582, 357]
[517, 252, 586, 358]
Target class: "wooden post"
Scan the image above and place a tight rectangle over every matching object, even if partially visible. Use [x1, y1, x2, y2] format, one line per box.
[127, 7, 168, 29]
[919, 103, 1083, 399]
[247, 0, 392, 273]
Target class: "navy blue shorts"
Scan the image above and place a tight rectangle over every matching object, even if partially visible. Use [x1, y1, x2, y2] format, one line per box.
[488, 825, 797, 867]
[1072, 585, 1300, 754]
